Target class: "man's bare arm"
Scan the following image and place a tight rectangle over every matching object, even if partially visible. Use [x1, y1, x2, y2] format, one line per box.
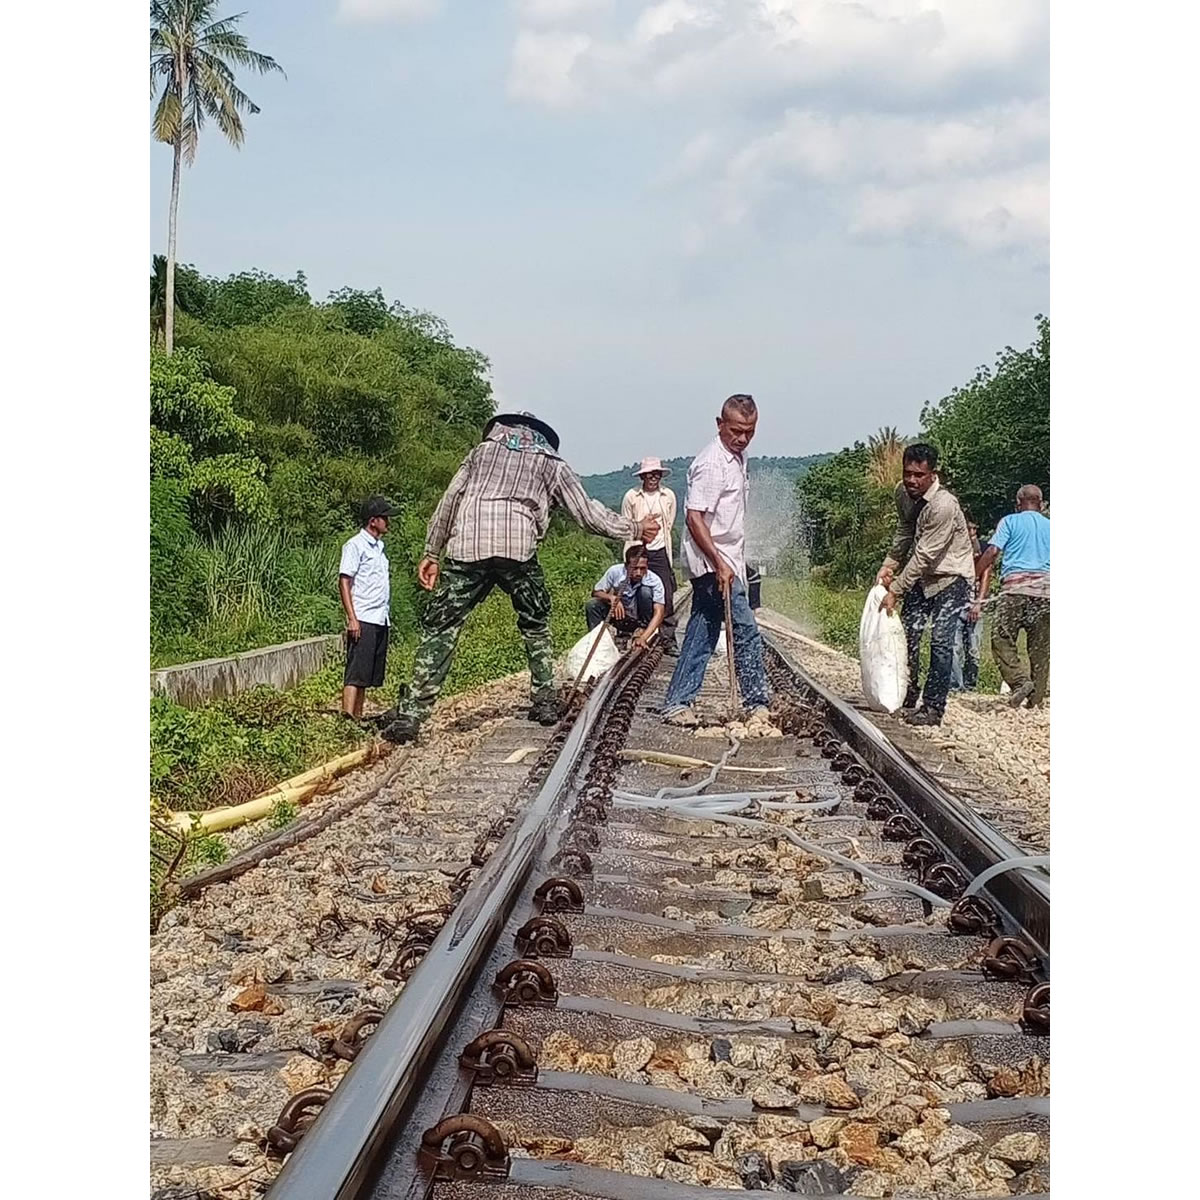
[633, 602, 667, 646]
[338, 575, 360, 639]
[971, 546, 999, 620]
[686, 509, 734, 592]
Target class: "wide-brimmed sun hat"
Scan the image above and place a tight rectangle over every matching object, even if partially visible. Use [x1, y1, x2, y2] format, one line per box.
[633, 456, 671, 477]
[482, 411, 561, 451]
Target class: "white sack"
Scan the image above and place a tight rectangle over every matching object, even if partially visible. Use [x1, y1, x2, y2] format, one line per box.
[561, 625, 621, 684]
[859, 585, 909, 713]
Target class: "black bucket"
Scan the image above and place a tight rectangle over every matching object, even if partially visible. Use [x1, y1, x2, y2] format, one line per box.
[747, 565, 762, 610]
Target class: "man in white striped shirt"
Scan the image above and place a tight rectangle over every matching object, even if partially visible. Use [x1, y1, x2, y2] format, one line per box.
[661, 395, 770, 724]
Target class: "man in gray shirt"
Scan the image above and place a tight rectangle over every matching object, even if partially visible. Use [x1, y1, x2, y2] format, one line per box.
[876, 444, 976, 726]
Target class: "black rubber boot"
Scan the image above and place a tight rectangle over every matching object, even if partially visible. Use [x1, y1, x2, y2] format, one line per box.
[905, 708, 942, 727]
[381, 714, 421, 744]
[529, 696, 560, 726]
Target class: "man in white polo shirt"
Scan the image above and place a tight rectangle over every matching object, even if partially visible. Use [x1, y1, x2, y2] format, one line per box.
[338, 495, 393, 721]
[661, 394, 770, 724]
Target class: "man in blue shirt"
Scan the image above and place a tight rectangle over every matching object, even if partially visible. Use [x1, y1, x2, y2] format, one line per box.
[586, 544, 667, 648]
[975, 485, 1050, 707]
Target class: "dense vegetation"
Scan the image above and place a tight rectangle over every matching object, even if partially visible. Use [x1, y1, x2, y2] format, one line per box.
[149, 265, 614, 918]
[798, 318, 1049, 588]
[151, 265, 499, 663]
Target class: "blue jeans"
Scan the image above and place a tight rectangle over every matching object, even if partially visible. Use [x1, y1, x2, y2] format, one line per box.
[901, 578, 970, 717]
[662, 574, 769, 712]
[950, 613, 984, 691]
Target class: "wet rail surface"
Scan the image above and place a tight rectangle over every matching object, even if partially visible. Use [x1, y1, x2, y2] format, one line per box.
[264, 634, 1050, 1200]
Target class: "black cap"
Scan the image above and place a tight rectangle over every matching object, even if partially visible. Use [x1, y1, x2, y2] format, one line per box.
[361, 495, 395, 523]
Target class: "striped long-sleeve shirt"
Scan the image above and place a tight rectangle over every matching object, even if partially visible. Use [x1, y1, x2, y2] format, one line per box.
[424, 440, 640, 562]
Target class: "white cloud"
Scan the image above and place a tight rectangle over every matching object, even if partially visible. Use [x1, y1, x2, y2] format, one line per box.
[514, 0, 611, 24]
[709, 102, 1048, 251]
[851, 167, 1049, 252]
[337, 0, 442, 23]
[508, 31, 595, 106]
[508, 1, 1048, 110]
[508, 1, 1048, 255]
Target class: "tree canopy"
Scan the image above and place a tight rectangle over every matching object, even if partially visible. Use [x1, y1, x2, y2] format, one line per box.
[921, 315, 1049, 530]
[149, 265, 498, 651]
[798, 317, 1049, 586]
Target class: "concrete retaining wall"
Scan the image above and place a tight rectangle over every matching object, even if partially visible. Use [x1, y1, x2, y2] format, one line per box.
[150, 634, 343, 707]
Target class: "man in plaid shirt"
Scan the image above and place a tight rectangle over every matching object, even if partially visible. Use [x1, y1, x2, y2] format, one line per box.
[382, 412, 661, 743]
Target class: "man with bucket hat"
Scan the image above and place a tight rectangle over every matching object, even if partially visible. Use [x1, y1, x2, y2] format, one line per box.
[382, 412, 661, 743]
[621, 457, 679, 653]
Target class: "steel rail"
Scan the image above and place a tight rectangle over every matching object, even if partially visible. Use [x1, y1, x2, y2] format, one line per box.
[264, 648, 645, 1200]
[763, 633, 1050, 965]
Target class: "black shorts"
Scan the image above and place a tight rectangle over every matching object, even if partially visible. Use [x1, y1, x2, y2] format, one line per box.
[344, 622, 389, 688]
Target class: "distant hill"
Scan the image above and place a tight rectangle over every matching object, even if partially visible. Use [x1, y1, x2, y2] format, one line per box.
[581, 454, 832, 511]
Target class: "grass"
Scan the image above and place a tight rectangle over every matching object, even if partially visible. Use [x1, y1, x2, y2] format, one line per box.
[149, 531, 616, 926]
[151, 523, 346, 667]
[762, 576, 1003, 693]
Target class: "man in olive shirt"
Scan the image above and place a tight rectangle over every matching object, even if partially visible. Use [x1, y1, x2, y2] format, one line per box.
[876, 444, 976, 726]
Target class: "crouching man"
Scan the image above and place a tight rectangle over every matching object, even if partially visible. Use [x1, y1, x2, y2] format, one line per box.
[586, 544, 667, 648]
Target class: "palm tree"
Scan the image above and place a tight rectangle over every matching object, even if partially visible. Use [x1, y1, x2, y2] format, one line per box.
[866, 426, 907, 489]
[150, 2, 283, 353]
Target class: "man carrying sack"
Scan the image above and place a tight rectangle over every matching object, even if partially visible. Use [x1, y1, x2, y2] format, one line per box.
[382, 412, 660, 744]
[621, 457, 678, 654]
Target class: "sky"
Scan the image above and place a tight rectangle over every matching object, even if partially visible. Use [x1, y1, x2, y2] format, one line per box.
[150, 0, 1049, 475]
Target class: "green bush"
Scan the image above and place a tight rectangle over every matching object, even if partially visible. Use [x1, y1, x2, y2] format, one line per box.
[150, 477, 207, 641]
[922, 316, 1049, 533]
[796, 444, 895, 589]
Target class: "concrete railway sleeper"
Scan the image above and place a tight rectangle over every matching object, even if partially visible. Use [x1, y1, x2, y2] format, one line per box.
[258, 625, 1049, 1200]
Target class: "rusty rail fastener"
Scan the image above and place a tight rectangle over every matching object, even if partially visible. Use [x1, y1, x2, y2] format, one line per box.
[881, 813, 921, 842]
[534, 877, 585, 913]
[515, 914, 572, 958]
[981, 935, 1040, 982]
[420, 1114, 511, 1181]
[1022, 982, 1050, 1033]
[922, 861, 968, 901]
[266, 1087, 332, 1156]
[866, 794, 898, 820]
[330, 1009, 386, 1062]
[902, 837, 943, 873]
[493, 959, 559, 1007]
[382, 930, 436, 981]
[459, 1029, 538, 1085]
[550, 849, 593, 876]
[947, 894, 1001, 936]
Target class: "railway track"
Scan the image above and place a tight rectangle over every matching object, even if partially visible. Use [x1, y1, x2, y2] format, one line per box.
[261, 626, 1050, 1200]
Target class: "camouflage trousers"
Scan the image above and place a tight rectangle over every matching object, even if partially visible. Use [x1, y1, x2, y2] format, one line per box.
[400, 556, 556, 721]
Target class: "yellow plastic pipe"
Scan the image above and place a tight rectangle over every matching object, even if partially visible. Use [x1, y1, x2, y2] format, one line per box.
[167, 743, 378, 836]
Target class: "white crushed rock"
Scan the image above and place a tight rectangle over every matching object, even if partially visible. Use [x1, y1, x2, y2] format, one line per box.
[762, 618, 1049, 849]
[150, 672, 539, 1198]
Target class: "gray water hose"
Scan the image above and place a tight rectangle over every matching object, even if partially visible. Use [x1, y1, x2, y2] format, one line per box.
[963, 854, 1050, 898]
